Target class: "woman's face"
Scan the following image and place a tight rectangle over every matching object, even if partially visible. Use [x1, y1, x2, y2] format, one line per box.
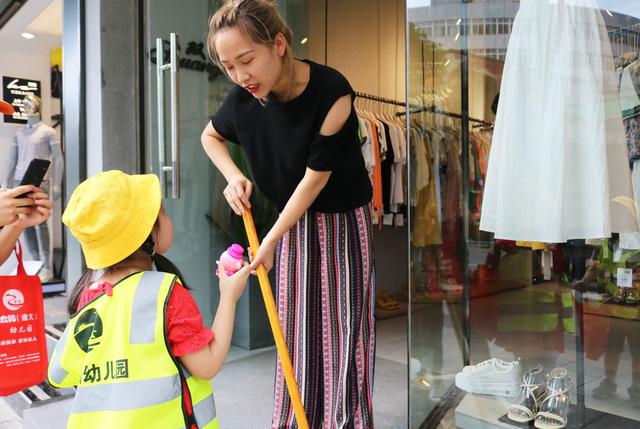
[215, 26, 286, 99]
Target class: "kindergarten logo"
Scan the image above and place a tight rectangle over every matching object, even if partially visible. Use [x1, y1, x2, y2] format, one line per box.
[2, 289, 24, 311]
[74, 309, 103, 352]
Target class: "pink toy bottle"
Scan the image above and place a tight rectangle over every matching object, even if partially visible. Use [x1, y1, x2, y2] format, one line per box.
[217, 243, 245, 276]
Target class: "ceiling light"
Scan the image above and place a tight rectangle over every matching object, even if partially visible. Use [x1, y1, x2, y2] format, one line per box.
[444, 59, 450, 67]
[21, 32, 35, 39]
[456, 18, 462, 26]
[455, 32, 460, 41]
[300, 37, 308, 45]
[606, 10, 613, 17]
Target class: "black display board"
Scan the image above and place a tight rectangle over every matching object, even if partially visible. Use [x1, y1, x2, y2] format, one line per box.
[2, 76, 41, 124]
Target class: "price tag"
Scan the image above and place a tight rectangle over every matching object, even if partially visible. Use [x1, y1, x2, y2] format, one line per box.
[394, 214, 404, 227]
[383, 214, 394, 226]
[617, 268, 633, 288]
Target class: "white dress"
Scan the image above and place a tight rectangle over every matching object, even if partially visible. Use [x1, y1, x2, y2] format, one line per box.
[480, 0, 638, 242]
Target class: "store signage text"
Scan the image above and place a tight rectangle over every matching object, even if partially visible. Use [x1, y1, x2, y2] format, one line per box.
[2, 76, 41, 124]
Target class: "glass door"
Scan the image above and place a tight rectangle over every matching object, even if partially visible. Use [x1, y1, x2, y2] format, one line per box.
[144, 0, 235, 326]
[144, 0, 301, 349]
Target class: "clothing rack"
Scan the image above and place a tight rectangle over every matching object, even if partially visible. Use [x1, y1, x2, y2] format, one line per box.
[354, 91, 493, 127]
[398, 104, 494, 127]
[354, 91, 406, 107]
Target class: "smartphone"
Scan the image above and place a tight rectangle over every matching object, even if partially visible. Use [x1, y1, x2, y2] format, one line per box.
[17, 159, 51, 198]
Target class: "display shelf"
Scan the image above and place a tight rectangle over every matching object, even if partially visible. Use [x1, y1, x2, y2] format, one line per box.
[455, 394, 637, 429]
[582, 299, 640, 321]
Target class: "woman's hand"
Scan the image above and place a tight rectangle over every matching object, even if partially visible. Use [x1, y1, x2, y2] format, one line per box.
[223, 175, 252, 215]
[249, 238, 276, 274]
[0, 185, 36, 226]
[217, 261, 251, 303]
[14, 189, 53, 228]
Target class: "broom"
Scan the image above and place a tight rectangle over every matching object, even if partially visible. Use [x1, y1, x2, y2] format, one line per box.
[241, 209, 309, 429]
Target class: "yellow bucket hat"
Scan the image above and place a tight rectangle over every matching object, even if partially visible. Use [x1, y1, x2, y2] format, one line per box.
[62, 170, 162, 269]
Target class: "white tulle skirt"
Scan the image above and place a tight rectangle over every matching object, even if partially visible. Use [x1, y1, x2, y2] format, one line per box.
[480, 0, 638, 242]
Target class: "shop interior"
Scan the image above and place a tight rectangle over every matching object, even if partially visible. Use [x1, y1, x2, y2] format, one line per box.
[407, 1, 640, 429]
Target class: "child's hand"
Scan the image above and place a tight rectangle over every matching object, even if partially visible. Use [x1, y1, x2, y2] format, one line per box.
[247, 246, 257, 275]
[250, 240, 275, 274]
[217, 261, 251, 303]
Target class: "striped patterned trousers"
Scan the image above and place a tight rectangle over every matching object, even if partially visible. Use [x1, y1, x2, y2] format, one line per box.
[272, 204, 376, 429]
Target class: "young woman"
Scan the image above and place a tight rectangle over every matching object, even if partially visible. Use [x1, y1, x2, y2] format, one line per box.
[201, 1, 375, 427]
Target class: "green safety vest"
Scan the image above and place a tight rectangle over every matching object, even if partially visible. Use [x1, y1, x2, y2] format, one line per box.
[497, 289, 575, 334]
[596, 240, 640, 319]
[48, 271, 218, 429]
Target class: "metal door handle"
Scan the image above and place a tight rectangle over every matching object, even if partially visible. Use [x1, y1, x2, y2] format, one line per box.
[155, 33, 180, 199]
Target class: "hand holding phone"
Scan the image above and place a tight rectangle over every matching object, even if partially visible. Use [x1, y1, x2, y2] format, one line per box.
[0, 186, 36, 226]
[18, 159, 51, 198]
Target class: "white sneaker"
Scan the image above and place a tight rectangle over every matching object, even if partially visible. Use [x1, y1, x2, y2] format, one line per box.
[455, 358, 521, 398]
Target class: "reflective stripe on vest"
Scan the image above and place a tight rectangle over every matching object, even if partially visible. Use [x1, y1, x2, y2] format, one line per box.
[47, 271, 217, 428]
[48, 323, 70, 385]
[179, 364, 218, 428]
[71, 374, 181, 413]
[497, 290, 574, 333]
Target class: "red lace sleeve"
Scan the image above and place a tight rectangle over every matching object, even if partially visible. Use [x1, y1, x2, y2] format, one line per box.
[167, 282, 215, 357]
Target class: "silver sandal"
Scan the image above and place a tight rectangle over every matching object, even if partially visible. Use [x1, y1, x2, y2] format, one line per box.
[534, 367, 572, 429]
[508, 364, 548, 423]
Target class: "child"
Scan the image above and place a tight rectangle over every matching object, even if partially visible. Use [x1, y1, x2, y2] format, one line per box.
[48, 170, 250, 429]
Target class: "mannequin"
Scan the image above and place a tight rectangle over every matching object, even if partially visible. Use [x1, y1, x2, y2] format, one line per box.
[2, 94, 64, 281]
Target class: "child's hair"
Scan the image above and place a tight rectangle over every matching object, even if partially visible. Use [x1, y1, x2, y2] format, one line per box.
[66, 212, 188, 315]
[207, 0, 294, 72]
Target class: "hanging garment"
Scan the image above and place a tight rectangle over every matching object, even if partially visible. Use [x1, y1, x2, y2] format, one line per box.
[441, 132, 464, 284]
[480, 0, 637, 242]
[390, 122, 406, 211]
[413, 127, 429, 204]
[429, 129, 444, 227]
[367, 118, 384, 224]
[358, 116, 375, 179]
[620, 159, 640, 249]
[413, 129, 442, 246]
[380, 122, 394, 216]
[621, 60, 640, 160]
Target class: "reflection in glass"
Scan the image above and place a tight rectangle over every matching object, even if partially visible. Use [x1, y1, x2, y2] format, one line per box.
[409, 0, 640, 427]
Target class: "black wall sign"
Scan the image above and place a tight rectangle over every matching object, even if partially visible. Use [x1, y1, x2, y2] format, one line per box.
[150, 40, 222, 82]
[2, 76, 41, 124]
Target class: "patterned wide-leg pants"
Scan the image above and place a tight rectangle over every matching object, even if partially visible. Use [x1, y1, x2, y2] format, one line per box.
[271, 204, 376, 429]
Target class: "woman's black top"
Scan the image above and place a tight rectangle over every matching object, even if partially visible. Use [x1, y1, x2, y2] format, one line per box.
[211, 59, 372, 213]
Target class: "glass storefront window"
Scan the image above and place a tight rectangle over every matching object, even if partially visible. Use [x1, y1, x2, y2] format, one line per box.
[409, 0, 640, 427]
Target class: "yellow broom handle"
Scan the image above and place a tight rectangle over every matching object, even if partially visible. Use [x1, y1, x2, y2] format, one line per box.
[241, 209, 309, 429]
